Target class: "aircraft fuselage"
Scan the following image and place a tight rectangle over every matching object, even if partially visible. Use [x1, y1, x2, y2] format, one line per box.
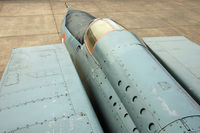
[61, 9, 200, 133]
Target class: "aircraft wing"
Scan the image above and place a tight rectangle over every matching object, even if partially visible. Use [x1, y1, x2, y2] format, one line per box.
[0, 44, 103, 133]
[143, 36, 200, 104]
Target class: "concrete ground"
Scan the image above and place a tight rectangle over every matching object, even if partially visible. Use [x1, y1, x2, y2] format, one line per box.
[0, 0, 199, 79]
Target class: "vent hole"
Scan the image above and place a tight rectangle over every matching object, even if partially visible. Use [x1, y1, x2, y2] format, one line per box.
[77, 45, 81, 49]
[133, 128, 137, 132]
[140, 108, 146, 114]
[124, 113, 128, 118]
[149, 123, 155, 131]
[113, 102, 117, 106]
[109, 96, 112, 100]
[132, 96, 137, 102]
[125, 85, 130, 91]
[118, 80, 122, 86]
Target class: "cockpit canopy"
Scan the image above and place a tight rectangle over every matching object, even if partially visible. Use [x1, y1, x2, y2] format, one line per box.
[65, 10, 124, 54]
[84, 18, 124, 54]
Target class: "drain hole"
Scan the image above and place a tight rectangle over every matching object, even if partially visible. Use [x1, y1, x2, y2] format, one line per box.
[118, 80, 122, 86]
[140, 108, 146, 114]
[113, 102, 117, 106]
[133, 128, 137, 132]
[132, 96, 137, 102]
[125, 85, 130, 91]
[124, 113, 128, 118]
[77, 45, 81, 49]
[109, 96, 112, 100]
[149, 123, 155, 131]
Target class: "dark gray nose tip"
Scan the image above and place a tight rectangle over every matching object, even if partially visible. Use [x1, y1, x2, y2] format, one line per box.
[65, 9, 96, 44]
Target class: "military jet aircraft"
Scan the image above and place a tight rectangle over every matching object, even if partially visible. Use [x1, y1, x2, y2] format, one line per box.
[0, 7, 200, 133]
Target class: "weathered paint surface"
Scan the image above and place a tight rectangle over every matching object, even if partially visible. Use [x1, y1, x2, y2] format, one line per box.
[0, 44, 103, 133]
[143, 36, 200, 105]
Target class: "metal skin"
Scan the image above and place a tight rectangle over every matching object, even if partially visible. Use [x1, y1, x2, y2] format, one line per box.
[61, 9, 200, 133]
[143, 36, 200, 105]
[0, 44, 104, 133]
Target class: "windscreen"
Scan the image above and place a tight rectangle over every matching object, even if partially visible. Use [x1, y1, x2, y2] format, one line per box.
[84, 18, 124, 54]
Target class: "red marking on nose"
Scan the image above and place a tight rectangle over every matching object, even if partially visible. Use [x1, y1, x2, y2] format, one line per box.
[86, 54, 88, 59]
[62, 33, 65, 43]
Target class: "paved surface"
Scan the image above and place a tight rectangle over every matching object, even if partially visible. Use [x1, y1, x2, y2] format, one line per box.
[0, 0, 199, 79]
